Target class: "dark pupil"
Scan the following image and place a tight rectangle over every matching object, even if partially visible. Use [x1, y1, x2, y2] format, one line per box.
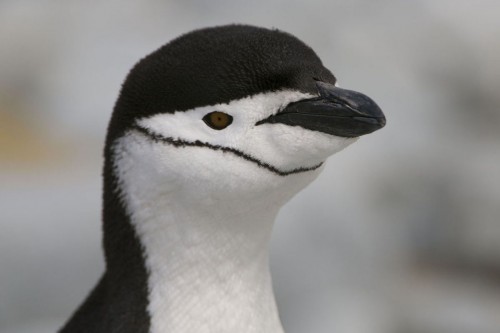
[212, 113, 226, 126]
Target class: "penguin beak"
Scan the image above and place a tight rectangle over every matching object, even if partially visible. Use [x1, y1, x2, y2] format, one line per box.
[256, 81, 386, 137]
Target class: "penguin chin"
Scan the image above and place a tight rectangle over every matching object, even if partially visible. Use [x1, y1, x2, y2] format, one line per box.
[112, 130, 353, 208]
[244, 123, 359, 171]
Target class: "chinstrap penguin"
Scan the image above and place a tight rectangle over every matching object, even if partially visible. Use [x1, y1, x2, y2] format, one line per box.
[59, 24, 385, 333]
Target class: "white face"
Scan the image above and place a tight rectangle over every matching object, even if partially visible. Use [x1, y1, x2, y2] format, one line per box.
[112, 90, 357, 207]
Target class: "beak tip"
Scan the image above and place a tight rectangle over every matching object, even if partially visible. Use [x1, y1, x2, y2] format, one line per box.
[380, 116, 386, 127]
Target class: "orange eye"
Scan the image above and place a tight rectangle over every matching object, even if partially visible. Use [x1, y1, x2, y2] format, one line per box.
[203, 111, 233, 130]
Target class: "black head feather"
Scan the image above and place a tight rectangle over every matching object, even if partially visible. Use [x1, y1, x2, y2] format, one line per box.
[108, 24, 336, 141]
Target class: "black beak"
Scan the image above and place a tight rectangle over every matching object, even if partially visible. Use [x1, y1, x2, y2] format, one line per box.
[256, 81, 386, 137]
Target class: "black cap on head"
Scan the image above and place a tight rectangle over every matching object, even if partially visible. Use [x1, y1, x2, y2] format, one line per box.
[108, 24, 336, 140]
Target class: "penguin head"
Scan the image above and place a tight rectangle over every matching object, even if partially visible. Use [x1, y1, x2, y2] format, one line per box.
[108, 25, 385, 206]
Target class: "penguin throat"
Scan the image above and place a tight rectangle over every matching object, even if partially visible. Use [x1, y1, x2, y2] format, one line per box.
[130, 202, 284, 333]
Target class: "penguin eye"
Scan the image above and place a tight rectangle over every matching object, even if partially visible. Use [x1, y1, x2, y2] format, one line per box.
[202, 111, 233, 130]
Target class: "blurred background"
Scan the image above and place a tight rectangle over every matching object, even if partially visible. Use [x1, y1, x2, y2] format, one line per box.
[1, 1, 499, 332]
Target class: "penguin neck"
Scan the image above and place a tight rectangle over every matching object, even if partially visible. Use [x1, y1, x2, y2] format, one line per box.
[107, 136, 296, 333]
[130, 193, 283, 333]
[106, 132, 322, 332]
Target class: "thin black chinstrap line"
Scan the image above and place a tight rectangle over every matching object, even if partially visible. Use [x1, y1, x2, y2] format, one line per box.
[131, 124, 323, 177]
